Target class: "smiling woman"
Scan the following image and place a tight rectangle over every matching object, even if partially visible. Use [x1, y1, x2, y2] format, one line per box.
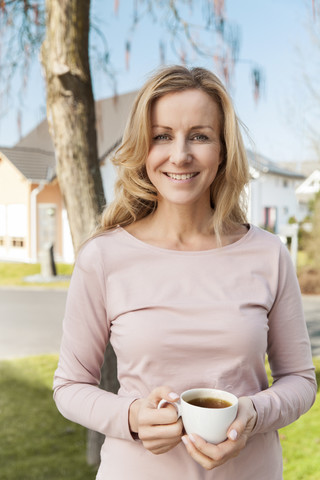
[99, 65, 249, 246]
[52, 66, 316, 480]
[145, 89, 222, 213]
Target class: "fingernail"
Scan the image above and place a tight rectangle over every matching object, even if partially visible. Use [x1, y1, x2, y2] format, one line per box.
[169, 392, 179, 400]
[189, 433, 196, 444]
[229, 429, 238, 441]
[181, 436, 189, 446]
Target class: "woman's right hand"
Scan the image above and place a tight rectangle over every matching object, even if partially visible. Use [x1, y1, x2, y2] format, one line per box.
[129, 386, 183, 455]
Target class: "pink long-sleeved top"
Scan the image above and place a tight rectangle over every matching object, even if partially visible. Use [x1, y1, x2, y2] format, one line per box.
[53, 224, 316, 480]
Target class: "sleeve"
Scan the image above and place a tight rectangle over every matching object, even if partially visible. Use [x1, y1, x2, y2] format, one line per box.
[250, 242, 317, 434]
[53, 239, 138, 441]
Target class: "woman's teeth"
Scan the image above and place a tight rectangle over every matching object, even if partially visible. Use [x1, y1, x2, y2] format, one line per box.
[166, 173, 198, 180]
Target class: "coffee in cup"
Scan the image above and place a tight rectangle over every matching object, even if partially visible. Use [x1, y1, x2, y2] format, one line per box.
[158, 388, 238, 444]
[186, 396, 232, 409]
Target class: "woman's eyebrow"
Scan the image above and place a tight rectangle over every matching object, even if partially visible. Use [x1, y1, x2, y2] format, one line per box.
[152, 125, 172, 130]
[152, 125, 214, 130]
[190, 125, 214, 130]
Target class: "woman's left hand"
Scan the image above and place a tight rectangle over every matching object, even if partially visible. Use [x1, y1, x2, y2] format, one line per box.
[181, 396, 257, 470]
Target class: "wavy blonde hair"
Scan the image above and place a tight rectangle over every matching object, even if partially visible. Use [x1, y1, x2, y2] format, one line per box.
[97, 65, 249, 240]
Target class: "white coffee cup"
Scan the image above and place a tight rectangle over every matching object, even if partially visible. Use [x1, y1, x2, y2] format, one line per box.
[158, 388, 238, 444]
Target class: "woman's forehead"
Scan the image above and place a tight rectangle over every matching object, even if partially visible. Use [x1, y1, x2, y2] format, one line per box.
[150, 89, 221, 127]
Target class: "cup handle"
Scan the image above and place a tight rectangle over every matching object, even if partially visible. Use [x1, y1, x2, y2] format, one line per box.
[157, 398, 182, 418]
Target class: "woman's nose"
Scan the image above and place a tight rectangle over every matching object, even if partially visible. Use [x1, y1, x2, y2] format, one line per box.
[169, 140, 192, 166]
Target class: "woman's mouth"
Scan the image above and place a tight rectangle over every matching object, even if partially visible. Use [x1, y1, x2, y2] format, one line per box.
[165, 172, 199, 180]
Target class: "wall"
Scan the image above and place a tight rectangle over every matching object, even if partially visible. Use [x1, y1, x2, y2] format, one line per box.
[0, 156, 30, 260]
[36, 182, 64, 260]
[249, 173, 299, 232]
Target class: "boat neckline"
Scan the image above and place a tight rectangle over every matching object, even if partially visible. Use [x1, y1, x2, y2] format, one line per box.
[116, 224, 254, 255]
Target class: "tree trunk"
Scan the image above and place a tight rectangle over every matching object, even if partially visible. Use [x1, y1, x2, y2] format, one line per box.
[41, 0, 105, 248]
[40, 0, 119, 467]
[87, 343, 120, 466]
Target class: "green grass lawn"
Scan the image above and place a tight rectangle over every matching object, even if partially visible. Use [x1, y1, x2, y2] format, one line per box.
[0, 355, 319, 480]
[0, 262, 73, 289]
[280, 359, 320, 480]
[0, 355, 97, 480]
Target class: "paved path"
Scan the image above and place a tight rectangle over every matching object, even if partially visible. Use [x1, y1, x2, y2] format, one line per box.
[0, 288, 319, 359]
[0, 288, 66, 359]
[302, 295, 320, 357]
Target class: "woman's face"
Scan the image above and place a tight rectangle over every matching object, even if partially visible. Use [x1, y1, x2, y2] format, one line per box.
[146, 89, 222, 210]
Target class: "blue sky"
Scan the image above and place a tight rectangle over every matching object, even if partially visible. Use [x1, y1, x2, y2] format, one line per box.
[0, 0, 318, 166]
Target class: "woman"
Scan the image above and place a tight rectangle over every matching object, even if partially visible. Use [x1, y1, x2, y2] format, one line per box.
[53, 65, 316, 479]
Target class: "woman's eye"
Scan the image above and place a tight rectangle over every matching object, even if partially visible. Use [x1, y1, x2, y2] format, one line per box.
[153, 134, 171, 141]
[192, 134, 209, 141]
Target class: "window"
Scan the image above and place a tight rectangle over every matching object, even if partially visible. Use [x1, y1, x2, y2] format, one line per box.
[11, 237, 25, 247]
[7, 204, 27, 237]
[7, 204, 27, 250]
[283, 179, 288, 188]
[0, 205, 5, 239]
[263, 207, 277, 232]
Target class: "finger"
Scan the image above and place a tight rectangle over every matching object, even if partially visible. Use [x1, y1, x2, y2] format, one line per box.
[139, 419, 183, 454]
[183, 434, 244, 468]
[227, 397, 256, 440]
[198, 433, 242, 453]
[147, 386, 179, 408]
[182, 435, 216, 470]
[142, 386, 180, 425]
[188, 434, 223, 460]
[139, 418, 183, 441]
[144, 435, 182, 455]
[139, 402, 180, 426]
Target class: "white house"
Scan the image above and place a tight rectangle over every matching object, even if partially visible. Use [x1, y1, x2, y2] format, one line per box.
[247, 150, 305, 233]
[295, 169, 320, 220]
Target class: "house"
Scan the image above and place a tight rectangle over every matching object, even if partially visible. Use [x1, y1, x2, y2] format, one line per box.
[247, 150, 305, 232]
[0, 147, 71, 262]
[0, 91, 137, 263]
[0, 90, 306, 263]
[279, 160, 320, 221]
[295, 169, 320, 221]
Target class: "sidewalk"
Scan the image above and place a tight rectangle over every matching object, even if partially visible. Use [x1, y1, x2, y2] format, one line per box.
[302, 294, 320, 357]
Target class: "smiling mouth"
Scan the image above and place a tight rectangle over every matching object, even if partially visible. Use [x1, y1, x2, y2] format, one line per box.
[165, 172, 199, 180]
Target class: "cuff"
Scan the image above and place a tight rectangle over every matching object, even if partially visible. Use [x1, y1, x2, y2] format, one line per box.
[248, 394, 266, 435]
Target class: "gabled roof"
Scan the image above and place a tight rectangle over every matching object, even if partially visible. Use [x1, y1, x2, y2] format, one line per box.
[247, 150, 305, 180]
[0, 146, 56, 183]
[279, 160, 320, 177]
[296, 169, 320, 194]
[16, 90, 138, 161]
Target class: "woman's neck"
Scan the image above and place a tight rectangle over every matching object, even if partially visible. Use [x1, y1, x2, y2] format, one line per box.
[128, 202, 218, 251]
[154, 203, 212, 232]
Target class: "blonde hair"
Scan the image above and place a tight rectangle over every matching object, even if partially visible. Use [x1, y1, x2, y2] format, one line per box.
[98, 65, 249, 240]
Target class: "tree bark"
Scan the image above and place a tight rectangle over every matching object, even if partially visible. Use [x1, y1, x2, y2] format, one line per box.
[40, 0, 119, 467]
[41, 0, 105, 248]
[87, 343, 120, 466]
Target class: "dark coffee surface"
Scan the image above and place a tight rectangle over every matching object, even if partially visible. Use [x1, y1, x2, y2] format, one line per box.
[187, 397, 232, 409]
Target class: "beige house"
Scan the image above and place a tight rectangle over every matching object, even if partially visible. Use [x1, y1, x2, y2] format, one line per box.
[0, 147, 65, 262]
[0, 91, 137, 263]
